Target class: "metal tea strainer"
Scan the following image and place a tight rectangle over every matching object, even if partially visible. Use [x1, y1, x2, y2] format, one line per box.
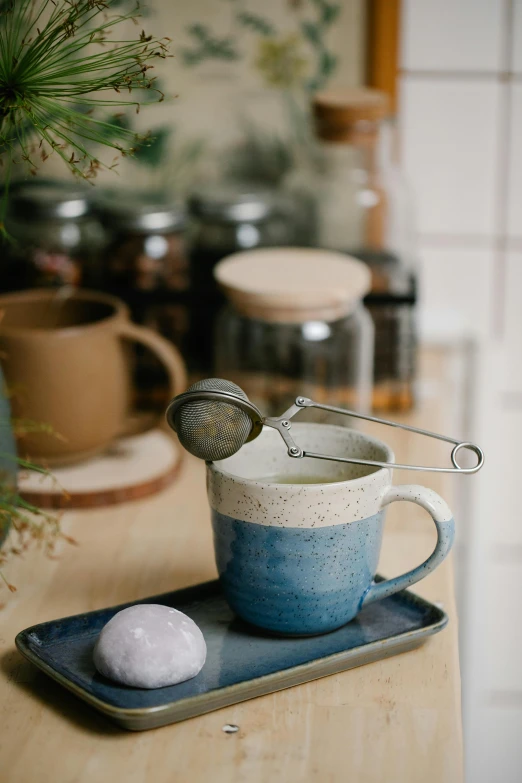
[166, 379, 484, 474]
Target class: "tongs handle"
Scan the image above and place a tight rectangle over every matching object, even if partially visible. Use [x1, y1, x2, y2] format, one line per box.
[265, 397, 484, 475]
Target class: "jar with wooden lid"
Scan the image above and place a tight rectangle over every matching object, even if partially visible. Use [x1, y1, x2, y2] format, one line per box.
[214, 248, 374, 419]
[285, 88, 418, 412]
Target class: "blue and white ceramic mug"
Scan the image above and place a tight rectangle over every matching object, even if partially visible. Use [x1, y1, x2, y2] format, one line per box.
[207, 423, 455, 636]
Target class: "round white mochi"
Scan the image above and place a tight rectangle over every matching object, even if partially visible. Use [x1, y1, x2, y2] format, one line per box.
[93, 604, 206, 689]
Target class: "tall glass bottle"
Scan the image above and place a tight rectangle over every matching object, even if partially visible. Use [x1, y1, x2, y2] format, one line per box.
[286, 88, 418, 412]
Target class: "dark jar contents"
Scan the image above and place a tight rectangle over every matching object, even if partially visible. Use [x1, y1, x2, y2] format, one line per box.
[97, 193, 188, 410]
[3, 180, 106, 291]
[357, 250, 417, 412]
[186, 185, 299, 377]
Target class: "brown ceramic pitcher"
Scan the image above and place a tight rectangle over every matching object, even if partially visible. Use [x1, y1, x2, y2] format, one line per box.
[0, 289, 187, 465]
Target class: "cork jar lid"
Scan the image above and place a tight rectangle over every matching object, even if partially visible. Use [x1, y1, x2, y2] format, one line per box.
[214, 248, 371, 324]
[313, 87, 389, 142]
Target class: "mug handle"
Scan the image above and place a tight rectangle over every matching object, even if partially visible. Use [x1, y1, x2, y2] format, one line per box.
[116, 321, 187, 437]
[361, 485, 455, 608]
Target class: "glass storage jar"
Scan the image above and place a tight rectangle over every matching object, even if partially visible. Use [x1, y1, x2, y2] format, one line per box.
[3, 180, 106, 290]
[97, 193, 189, 410]
[214, 248, 374, 418]
[187, 184, 299, 376]
[285, 88, 418, 412]
[98, 192, 187, 294]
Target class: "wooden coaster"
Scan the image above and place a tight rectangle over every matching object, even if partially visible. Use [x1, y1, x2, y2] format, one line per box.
[19, 429, 183, 509]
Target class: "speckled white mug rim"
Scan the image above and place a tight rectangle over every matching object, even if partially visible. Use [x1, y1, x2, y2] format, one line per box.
[208, 423, 394, 491]
[208, 424, 395, 528]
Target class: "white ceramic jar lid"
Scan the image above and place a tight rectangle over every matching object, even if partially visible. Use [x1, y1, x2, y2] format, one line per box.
[214, 247, 371, 324]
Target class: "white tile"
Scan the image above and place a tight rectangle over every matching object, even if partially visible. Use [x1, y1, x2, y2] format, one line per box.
[490, 339, 522, 394]
[477, 405, 522, 548]
[513, 1, 522, 73]
[504, 252, 522, 389]
[400, 78, 501, 236]
[466, 706, 522, 783]
[401, 0, 504, 72]
[417, 247, 494, 340]
[507, 86, 522, 237]
[470, 326, 522, 395]
[461, 338, 522, 550]
[482, 563, 522, 693]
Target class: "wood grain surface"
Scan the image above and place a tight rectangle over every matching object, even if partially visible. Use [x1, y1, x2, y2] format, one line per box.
[0, 347, 465, 783]
[18, 430, 183, 509]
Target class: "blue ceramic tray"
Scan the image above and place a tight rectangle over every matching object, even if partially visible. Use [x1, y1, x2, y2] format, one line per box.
[16, 579, 447, 731]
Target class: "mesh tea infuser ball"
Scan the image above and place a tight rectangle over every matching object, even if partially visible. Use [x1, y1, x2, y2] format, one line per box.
[169, 379, 262, 461]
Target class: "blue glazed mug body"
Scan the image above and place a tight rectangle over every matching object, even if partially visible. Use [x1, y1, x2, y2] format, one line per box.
[207, 424, 454, 636]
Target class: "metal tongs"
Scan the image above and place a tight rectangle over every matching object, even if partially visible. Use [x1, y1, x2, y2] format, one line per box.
[262, 396, 484, 473]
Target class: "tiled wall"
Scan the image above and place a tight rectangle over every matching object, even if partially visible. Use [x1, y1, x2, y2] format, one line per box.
[398, 2, 522, 781]
[400, 0, 514, 341]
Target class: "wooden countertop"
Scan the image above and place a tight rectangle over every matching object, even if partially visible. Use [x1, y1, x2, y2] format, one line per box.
[0, 347, 464, 783]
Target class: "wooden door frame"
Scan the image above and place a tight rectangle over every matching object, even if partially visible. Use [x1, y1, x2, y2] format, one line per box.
[366, 0, 402, 114]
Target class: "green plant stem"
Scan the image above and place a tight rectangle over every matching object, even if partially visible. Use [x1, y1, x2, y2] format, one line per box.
[0, 1, 170, 182]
